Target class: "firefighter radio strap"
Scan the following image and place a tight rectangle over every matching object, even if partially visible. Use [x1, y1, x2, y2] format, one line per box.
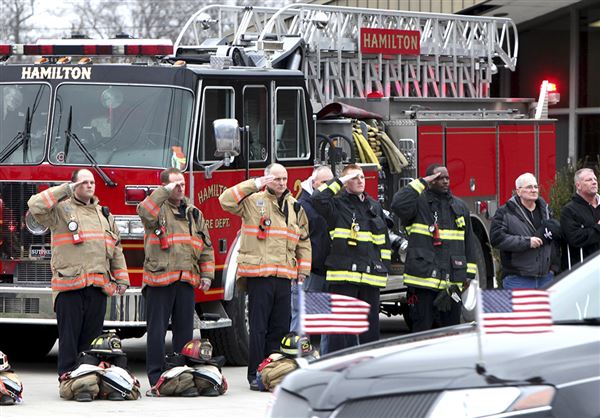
[154, 213, 169, 250]
[348, 214, 360, 246]
[257, 200, 270, 240]
[430, 211, 441, 246]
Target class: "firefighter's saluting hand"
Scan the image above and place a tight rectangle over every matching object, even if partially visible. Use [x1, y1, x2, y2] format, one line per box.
[137, 167, 215, 393]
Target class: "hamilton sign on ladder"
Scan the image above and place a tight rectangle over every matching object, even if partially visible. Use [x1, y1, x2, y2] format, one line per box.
[360, 28, 420, 55]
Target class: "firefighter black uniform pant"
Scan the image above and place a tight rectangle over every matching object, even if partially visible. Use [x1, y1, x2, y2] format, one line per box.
[327, 282, 380, 354]
[144, 280, 195, 386]
[407, 286, 461, 332]
[56, 286, 107, 376]
[246, 276, 291, 384]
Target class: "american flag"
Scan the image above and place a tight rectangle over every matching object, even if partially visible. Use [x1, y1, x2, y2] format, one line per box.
[480, 289, 553, 334]
[301, 292, 371, 335]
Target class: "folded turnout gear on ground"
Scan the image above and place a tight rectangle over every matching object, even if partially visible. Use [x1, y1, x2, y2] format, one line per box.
[257, 353, 299, 392]
[0, 350, 23, 405]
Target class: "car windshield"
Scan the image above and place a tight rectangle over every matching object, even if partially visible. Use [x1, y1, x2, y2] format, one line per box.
[0, 83, 50, 165]
[49, 84, 193, 168]
[549, 252, 600, 322]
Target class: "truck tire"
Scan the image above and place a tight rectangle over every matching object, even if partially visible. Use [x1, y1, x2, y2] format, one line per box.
[200, 288, 249, 366]
[0, 324, 57, 359]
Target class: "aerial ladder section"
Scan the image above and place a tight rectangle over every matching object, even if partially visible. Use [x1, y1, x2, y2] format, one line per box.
[174, 3, 519, 108]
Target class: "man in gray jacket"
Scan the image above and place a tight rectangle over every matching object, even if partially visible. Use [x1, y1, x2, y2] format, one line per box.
[490, 173, 560, 289]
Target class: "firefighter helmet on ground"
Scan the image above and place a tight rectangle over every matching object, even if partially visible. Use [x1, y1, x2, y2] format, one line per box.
[181, 339, 213, 364]
[280, 333, 312, 357]
[0, 351, 10, 372]
[88, 333, 125, 356]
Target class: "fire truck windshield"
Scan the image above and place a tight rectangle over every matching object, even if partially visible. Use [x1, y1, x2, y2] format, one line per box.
[0, 84, 50, 165]
[49, 84, 193, 168]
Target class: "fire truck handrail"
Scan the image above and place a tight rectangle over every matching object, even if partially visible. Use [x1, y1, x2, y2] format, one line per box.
[258, 3, 518, 69]
[175, 3, 518, 70]
[174, 3, 518, 103]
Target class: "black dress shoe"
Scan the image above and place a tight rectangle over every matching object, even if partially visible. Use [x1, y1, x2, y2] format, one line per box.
[74, 392, 93, 402]
[249, 379, 259, 391]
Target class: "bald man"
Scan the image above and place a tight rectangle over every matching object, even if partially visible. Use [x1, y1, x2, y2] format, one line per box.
[219, 163, 311, 390]
[491, 172, 560, 289]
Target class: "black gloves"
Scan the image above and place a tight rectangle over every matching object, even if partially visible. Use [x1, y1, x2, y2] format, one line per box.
[433, 284, 461, 312]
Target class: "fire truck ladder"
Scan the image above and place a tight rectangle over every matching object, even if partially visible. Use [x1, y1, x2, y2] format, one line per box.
[174, 4, 519, 107]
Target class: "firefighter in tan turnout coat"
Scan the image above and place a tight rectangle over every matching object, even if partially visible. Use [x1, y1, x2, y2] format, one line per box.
[27, 168, 129, 388]
[137, 167, 215, 394]
[219, 163, 311, 390]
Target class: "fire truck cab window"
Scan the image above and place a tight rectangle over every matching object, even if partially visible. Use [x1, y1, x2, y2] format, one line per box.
[49, 84, 193, 168]
[243, 86, 268, 161]
[0, 84, 50, 165]
[199, 87, 234, 162]
[275, 88, 309, 160]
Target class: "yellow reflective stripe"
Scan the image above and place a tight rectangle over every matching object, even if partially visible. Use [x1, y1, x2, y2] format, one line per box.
[329, 228, 386, 245]
[409, 178, 425, 193]
[467, 263, 477, 274]
[326, 270, 387, 287]
[329, 181, 341, 194]
[439, 230, 464, 240]
[407, 223, 464, 241]
[404, 274, 465, 290]
[408, 223, 431, 236]
[361, 273, 387, 287]
[381, 249, 392, 260]
[403, 274, 444, 289]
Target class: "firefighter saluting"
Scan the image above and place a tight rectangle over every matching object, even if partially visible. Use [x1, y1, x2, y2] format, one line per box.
[392, 164, 477, 332]
[137, 167, 215, 395]
[219, 163, 311, 391]
[312, 164, 391, 353]
[27, 169, 129, 389]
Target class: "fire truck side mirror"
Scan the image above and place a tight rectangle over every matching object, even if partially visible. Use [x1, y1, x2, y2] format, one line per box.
[213, 118, 241, 158]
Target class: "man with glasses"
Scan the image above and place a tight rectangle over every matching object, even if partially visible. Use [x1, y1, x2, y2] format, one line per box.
[491, 172, 560, 289]
[219, 163, 311, 390]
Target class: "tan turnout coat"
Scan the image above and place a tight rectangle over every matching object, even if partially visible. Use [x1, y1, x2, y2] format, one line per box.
[27, 183, 129, 301]
[219, 179, 311, 280]
[137, 187, 215, 288]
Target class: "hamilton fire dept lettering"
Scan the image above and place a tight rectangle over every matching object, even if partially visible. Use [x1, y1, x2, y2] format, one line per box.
[197, 184, 227, 205]
[21, 66, 92, 80]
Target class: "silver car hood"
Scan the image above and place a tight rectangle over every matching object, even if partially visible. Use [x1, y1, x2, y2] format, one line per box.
[282, 324, 600, 411]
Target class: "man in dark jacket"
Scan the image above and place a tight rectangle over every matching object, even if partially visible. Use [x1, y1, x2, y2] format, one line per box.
[392, 164, 477, 332]
[560, 168, 600, 266]
[290, 166, 333, 352]
[313, 164, 391, 353]
[491, 173, 560, 289]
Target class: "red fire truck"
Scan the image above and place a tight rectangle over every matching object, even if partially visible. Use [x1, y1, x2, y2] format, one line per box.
[0, 4, 555, 361]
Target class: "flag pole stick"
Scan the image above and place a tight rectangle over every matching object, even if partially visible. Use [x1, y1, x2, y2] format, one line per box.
[475, 284, 486, 374]
[297, 279, 305, 360]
